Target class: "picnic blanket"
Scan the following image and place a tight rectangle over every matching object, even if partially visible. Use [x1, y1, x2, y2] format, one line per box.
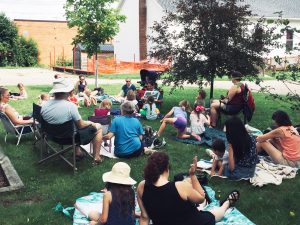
[175, 127, 228, 147]
[250, 157, 298, 187]
[54, 186, 254, 225]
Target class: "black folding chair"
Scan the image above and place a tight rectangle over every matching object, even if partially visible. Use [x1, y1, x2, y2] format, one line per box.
[88, 115, 112, 153]
[39, 118, 79, 173]
[32, 103, 42, 146]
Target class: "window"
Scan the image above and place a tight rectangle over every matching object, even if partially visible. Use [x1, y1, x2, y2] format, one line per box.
[286, 30, 294, 52]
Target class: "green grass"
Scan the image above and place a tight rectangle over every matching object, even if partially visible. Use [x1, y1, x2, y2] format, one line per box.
[0, 85, 299, 225]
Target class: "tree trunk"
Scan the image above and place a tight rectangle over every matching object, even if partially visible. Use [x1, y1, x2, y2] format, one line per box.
[95, 51, 98, 88]
[209, 75, 214, 104]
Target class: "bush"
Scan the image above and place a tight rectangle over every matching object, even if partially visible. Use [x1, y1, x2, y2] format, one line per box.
[56, 56, 73, 67]
[0, 13, 38, 67]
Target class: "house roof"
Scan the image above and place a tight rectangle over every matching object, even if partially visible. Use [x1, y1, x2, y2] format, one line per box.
[76, 44, 114, 53]
[155, 0, 300, 19]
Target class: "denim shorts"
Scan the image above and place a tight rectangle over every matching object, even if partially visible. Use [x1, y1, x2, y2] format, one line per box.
[173, 117, 187, 133]
[223, 164, 256, 180]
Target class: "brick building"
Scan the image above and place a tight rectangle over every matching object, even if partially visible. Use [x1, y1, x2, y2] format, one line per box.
[14, 19, 77, 66]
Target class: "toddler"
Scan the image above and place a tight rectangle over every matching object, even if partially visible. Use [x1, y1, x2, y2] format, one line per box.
[94, 99, 112, 116]
[38, 93, 50, 106]
[207, 139, 228, 176]
[68, 90, 79, 107]
[141, 96, 159, 120]
[190, 103, 210, 135]
[195, 89, 206, 107]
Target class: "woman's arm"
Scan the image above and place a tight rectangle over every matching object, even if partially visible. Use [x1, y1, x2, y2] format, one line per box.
[226, 85, 239, 102]
[137, 181, 150, 225]
[98, 191, 111, 224]
[228, 144, 235, 172]
[5, 105, 33, 125]
[210, 158, 217, 176]
[103, 132, 114, 140]
[256, 128, 284, 142]
[218, 163, 224, 176]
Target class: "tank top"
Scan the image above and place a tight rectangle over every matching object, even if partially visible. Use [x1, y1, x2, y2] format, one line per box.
[78, 81, 86, 93]
[173, 107, 187, 119]
[142, 182, 214, 225]
[228, 83, 244, 105]
[105, 190, 135, 225]
[278, 126, 300, 161]
[94, 108, 110, 116]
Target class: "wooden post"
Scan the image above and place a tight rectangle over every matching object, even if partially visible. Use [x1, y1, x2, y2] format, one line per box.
[53, 47, 56, 66]
[50, 52, 52, 67]
[62, 47, 65, 69]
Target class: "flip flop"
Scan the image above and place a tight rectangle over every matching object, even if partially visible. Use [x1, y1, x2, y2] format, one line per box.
[220, 190, 240, 208]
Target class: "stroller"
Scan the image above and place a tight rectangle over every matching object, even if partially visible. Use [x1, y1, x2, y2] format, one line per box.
[138, 69, 160, 87]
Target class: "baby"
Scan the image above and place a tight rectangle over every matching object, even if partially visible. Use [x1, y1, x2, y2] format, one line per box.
[207, 139, 228, 176]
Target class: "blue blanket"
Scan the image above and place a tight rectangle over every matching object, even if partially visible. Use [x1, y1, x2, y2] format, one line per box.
[175, 127, 228, 147]
[55, 186, 254, 225]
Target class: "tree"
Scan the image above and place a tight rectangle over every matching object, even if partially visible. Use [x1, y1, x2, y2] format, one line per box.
[149, 0, 278, 99]
[0, 13, 39, 67]
[65, 0, 125, 87]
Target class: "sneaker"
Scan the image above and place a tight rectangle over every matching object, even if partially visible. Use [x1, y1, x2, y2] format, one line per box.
[205, 149, 216, 158]
[191, 132, 201, 141]
[150, 137, 166, 149]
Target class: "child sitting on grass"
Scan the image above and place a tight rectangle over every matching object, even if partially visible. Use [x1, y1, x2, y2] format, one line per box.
[157, 100, 201, 141]
[140, 96, 159, 120]
[94, 99, 112, 116]
[38, 93, 50, 106]
[190, 103, 210, 136]
[207, 139, 228, 176]
[68, 89, 79, 107]
[195, 89, 206, 107]
[88, 162, 136, 225]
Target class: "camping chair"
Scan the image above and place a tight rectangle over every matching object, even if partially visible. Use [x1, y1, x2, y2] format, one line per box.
[0, 111, 34, 145]
[217, 84, 248, 127]
[32, 103, 42, 146]
[38, 118, 81, 173]
[88, 116, 112, 153]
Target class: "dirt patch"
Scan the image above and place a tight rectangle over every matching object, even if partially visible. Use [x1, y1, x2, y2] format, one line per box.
[0, 165, 9, 188]
[2, 196, 43, 207]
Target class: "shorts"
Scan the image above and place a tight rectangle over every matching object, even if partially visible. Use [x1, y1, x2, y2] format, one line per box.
[223, 164, 256, 180]
[173, 117, 187, 133]
[76, 125, 98, 145]
[221, 104, 243, 114]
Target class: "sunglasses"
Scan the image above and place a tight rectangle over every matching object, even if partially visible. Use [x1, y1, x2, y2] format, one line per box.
[126, 80, 131, 82]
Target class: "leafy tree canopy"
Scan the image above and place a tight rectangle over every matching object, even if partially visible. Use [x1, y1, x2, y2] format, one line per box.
[149, 0, 280, 98]
[65, 0, 125, 57]
[0, 13, 38, 67]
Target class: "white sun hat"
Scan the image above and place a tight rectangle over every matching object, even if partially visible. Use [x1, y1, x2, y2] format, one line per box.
[102, 162, 136, 185]
[49, 77, 74, 94]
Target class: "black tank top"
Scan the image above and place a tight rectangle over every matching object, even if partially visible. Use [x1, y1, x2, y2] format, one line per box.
[142, 181, 215, 225]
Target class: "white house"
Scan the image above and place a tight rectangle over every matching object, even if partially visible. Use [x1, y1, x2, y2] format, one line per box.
[114, 0, 300, 62]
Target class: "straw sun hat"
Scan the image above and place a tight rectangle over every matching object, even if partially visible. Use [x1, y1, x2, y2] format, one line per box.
[102, 162, 136, 185]
[49, 78, 74, 94]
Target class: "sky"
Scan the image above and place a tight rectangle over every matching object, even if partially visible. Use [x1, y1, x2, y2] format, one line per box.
[0, 0, 66, 20]
[0, 0, 120, 21]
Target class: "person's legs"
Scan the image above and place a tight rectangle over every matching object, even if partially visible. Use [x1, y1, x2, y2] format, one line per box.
[210, 100, 221, 127]
[157, 118, 176, 137]
[92, 128, 103, 161]
[256, 141, 284, 164]
[210, 200, 230, 222]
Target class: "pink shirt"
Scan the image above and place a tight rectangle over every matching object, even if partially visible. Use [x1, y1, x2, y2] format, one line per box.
[94, 108, 110, 116]
[278, 126, 300, 161]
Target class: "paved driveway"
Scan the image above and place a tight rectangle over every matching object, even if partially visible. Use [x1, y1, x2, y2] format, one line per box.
[0, 68, 298, 95]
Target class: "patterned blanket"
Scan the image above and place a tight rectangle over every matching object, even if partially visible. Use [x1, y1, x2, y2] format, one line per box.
[55, 186, 254, 225]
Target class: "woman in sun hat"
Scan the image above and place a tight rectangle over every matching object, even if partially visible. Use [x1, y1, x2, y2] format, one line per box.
[89, 162, 136, 225]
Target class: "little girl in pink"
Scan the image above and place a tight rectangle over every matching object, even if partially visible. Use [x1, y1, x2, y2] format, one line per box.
[190, 104, 210, 136]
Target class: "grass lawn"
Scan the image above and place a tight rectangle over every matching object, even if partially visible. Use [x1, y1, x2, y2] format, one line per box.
[0, 84, 299, 225]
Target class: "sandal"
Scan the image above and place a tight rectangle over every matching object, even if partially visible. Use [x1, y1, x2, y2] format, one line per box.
[75, 154, 85, 162]
[92, 158, 104, 166]
[220, 190, 240, 208]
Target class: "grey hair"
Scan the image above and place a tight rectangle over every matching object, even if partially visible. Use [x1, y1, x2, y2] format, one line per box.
[121, 101, 135, 115]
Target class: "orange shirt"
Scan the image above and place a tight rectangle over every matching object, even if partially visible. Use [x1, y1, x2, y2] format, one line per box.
[278, 126, 300, 161]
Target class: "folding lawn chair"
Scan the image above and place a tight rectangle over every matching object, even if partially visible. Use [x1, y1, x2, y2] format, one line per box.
[38, 118, 89, 174]
[0, 111, 34, 145]
[88, 115, 112, 153]
[32, 103, 42, 146]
